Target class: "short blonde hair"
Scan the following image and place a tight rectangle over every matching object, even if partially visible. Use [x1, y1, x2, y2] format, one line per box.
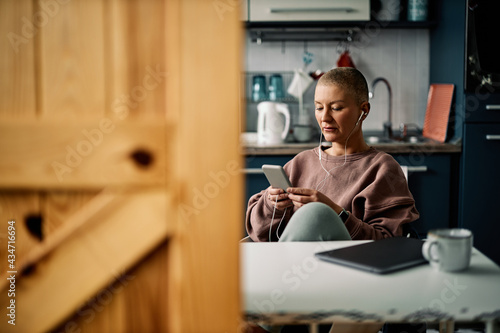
[317, 67, 369, 104]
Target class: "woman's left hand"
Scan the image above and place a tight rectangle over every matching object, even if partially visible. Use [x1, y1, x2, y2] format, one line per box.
[286, 187, 341, 213]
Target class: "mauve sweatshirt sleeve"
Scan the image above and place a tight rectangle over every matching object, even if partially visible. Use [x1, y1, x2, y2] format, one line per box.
[342, 153, 420, 240]
[245, 189, 270, 241]
[245, 187, 293, 242]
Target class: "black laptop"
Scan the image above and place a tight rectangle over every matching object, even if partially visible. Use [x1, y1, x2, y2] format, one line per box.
[315, 237, 427, 274]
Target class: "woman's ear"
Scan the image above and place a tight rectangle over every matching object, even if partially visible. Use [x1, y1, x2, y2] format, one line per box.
[361, 102, 370, 118]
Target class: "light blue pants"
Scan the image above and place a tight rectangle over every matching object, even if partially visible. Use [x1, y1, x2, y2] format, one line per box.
[262, 202, 352, 333]
[279, 202, 352, 242]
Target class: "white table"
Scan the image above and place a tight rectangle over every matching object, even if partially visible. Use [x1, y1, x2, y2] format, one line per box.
[241, 241, 500, 333]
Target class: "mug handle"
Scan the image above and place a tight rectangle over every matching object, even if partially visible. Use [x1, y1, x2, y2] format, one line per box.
[422, 240, 440, 264]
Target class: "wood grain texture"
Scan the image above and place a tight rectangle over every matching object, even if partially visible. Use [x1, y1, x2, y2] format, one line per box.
[41, 191, 100, 236]
[0, 119, 167, 189]
[0, 188, 172, 333]
[0, 192, 42, 267]
[165, 0, 244, 331]
[104, 0, 167, 120]
[0, 192, 41, 330]
[0, 0, 244, 332]
[37, 0, 106, 118]
[51, 240, 170, 333]
[0, 0, 37, 118]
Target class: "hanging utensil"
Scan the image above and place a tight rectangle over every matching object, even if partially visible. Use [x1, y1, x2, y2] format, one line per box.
[302, 41, 314, 69]
[336, 39, 356, 68]
[337, 50, 356, 68]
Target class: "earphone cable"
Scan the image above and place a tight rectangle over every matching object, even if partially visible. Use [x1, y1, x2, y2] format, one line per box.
[316, 119, 358, 192]
[269, 194, 288, 242]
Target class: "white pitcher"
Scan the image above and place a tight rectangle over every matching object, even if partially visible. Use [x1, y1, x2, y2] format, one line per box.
[257, 102, 290, 145]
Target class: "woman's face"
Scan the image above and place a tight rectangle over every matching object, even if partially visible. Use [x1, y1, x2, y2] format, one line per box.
[314, 83, 368, 144]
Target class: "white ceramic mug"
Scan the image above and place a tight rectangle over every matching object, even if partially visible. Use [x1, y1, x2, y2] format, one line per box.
[422, 228, 473, 272]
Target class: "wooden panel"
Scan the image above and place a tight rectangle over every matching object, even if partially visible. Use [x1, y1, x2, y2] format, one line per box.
[0, 188, 172, 333]
[0, 0, 244, 332]
[37, 0, 106, 118]
[51, 240, 170, 333]
[0, 192, 43, 332]
[0, 192, 41, 267]
[0, 0, 36, 118]
[54, 284, 128, 333]
[120, 241, 170, 332]
[105, 0, 167, 120]
[42, 191, 99, 235]
[0, 119, 167, 189]
[165, 0, 244, 331]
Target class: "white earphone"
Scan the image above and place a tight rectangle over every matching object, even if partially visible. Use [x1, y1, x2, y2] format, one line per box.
[355, 111, 367, 126]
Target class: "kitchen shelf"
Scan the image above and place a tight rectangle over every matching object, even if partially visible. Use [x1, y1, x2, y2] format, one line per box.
[248, 27, 359, 43]
[247, 19, 437, 43]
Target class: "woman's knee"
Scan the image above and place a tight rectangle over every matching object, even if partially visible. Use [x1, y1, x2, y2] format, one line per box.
[280, 202, 350, 241]
[294, 202, 337, 225]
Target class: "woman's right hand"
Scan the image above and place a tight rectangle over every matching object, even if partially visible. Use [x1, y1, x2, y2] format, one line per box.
[266, 187, 293, 211]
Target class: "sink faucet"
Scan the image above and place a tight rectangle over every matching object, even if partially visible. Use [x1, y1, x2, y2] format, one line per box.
[369, 77, 392, 139]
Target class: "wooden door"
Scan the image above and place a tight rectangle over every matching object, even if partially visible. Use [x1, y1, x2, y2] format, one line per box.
[0, 0, 243, 332]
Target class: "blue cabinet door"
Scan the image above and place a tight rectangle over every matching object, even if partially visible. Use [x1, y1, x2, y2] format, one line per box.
[460, 124, 500, 265]
[393, 154, 455, 238]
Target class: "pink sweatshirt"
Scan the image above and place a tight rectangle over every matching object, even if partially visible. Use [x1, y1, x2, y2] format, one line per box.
[246, 147, 419, 242]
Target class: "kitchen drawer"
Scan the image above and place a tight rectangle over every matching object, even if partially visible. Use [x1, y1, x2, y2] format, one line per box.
[248, 0, 370, 22]
[464, 92, 500, 123]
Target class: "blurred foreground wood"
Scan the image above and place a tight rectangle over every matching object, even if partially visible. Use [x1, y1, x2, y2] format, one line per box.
[0, 0, 243, 332]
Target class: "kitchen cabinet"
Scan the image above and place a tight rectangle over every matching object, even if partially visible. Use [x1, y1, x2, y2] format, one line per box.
[393, 153, 458, 237]
[243, 151, 459, 238]
[460, 123, 500, 265]
[245, 0, 440, 30]
[430, 0, 500, 265]
[248, 0, 370, 22]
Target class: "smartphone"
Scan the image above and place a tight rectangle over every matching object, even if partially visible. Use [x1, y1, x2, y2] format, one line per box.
[262, 164, 292, 191]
